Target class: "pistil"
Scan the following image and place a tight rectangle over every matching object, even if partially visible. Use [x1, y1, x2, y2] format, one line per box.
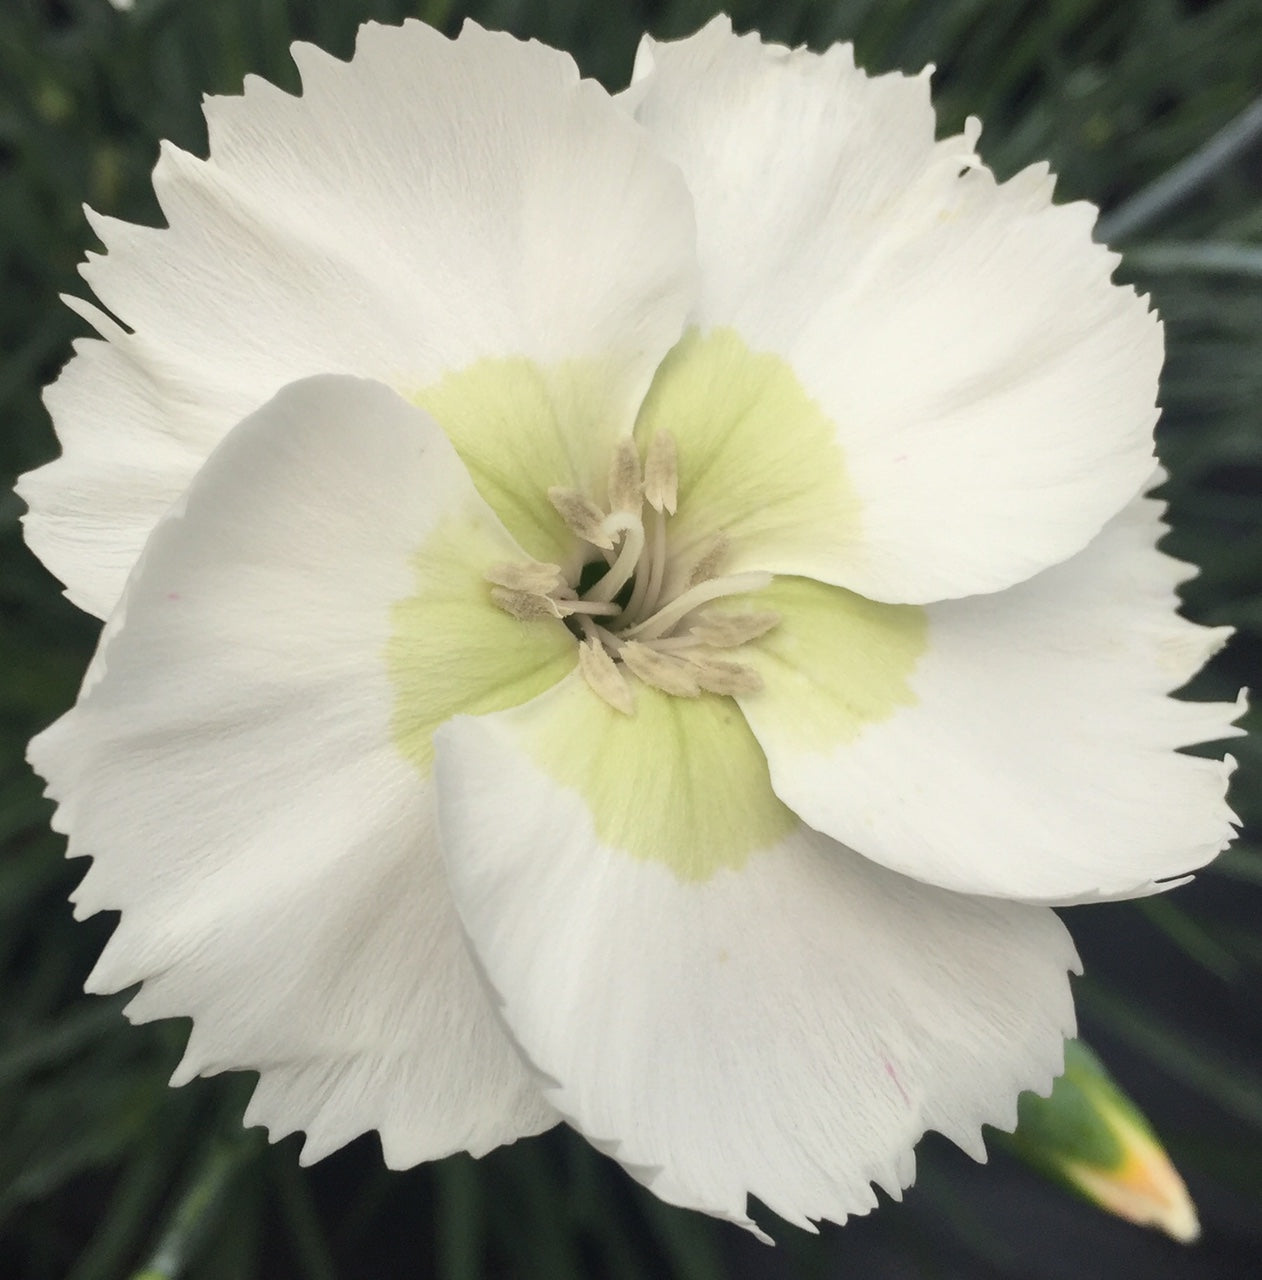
[583, 512, 645, 605]
[623, 507, 667, 625]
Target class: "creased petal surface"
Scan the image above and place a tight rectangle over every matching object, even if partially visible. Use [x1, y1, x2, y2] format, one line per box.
[434, 676, 1078, 1236]
[29, 376, 568, 1163]
[737, 489, 1242, 902]
[629, 17, 1161, 602]
[21, 19, 697, 616]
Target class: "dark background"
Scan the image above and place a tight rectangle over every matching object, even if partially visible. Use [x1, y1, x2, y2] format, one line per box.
[2, 1, 1260, 1277]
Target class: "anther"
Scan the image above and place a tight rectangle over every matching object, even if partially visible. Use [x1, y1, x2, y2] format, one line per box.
[484, 561, 565, 594]
[688, 611, 782, 648]
[684, 654, 765, 696]
[643, 431, 678, 515]
[490, 587, 572, 621]
[548, 487, 615, 550]
[578, 636, 635, 715]
[607, 438, 644, 514]
[620, 642, 702, 698]
[686, 532, 731, 587]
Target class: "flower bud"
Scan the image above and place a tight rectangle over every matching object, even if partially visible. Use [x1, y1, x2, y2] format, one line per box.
[1004, 1040, 1199, 1242]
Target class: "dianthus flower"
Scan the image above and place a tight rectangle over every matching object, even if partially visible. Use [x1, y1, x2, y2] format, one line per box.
[22, 16, 1241, 1238]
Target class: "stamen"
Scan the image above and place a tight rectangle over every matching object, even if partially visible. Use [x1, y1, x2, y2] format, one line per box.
[643, 431, 678, 515]
[548, 487, 615, 550]
[684, 654, 765, 696]
[578, 637, 635, 715]
[506, 441, 781, 711]
[490, 587, 571, 621]
[686, 532, 731, 587]
[484, 561, 565, 594]
[688, 611, 782, 648]
[622, 570, 773, 642]
[607, 437, 644, 513]
[620, 642, 701, 698]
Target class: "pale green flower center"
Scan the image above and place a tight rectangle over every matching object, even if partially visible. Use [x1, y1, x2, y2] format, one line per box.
[388, 333, 927, 880]
[487, 431, 778, 713]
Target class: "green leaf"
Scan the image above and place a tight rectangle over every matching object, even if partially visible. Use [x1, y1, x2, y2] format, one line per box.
[129, 1132, 260, 1280]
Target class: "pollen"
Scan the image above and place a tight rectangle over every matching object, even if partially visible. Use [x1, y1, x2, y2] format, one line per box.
[488, 429, 776, 713]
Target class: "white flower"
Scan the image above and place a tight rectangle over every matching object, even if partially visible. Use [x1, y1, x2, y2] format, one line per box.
[22, 16, 1241, 1239]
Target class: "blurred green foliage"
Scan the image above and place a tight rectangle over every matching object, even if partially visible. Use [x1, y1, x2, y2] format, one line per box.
[1, 1, 1260, 1277]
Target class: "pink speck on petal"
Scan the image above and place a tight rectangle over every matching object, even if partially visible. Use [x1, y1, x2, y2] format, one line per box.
[884, 1059, 910, 1106]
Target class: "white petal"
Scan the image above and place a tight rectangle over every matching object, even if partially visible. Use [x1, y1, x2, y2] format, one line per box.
[737, 489, 1242, 903]
[29, 376, 571, 1163]
[433, 676, 1078, 1236]
[21, 19, 696, 618]
[629, 18, 1161, 602]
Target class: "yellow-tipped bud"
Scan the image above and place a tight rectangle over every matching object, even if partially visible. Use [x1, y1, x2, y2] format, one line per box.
[1001, 1040, 1200, 1243]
